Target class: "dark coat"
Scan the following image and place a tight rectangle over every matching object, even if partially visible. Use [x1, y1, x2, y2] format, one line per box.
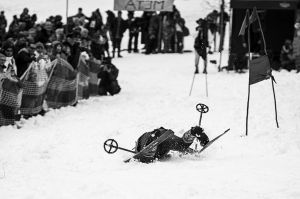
[97, 61, 121, 95]
[15, 48, 35, 78]
[194, 20, 208, 60]
[67, 42, 81, 69]
[110, 17, 127, 39]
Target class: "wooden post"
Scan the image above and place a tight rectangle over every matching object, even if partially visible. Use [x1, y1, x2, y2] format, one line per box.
[218, 0, 225, 72]
[66, 0, 69, 34]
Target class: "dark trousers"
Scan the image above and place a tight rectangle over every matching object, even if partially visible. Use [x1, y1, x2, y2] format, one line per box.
[128, 33, 139, 52]
[112, 37, 122, 57]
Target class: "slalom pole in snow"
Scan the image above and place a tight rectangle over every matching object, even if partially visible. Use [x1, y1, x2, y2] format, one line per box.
[196, 103, 209, 126]
[104, 139, 136, 154]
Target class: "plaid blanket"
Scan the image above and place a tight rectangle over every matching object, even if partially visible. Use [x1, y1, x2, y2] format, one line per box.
[88, 59, 101, 96]
[20, 62, 49, 115]
[46, 58, 77, 109]
[77, 58, 90, 100]
[0, 74, 23, 126]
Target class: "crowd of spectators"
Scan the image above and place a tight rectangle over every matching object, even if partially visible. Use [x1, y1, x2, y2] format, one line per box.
[0, 6, 190, 78]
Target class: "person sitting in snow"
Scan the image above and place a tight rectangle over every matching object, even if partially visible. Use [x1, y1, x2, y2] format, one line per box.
[135, 126, 209, 163]
[97, 57, 121, 96]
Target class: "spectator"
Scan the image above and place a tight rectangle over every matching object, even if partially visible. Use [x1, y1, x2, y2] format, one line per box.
[293, 30, 300, 73]
[127, 11, 140, 53]
[15, 39, 35, 77]
[19, 8, 31, 30]
[86, 9, 103, 36]
[145, 12, 160, 54]
[0, 11, 7, 43]
[206, 10, 219, 52]
[162, 12, 174, 53]
[97, 57, 121, 95]
[66, 33, 82, 69]
[7, 15, 19, 39]
[140, 12, 152, 49]
[1, 41, 17, 76]
[280, 39, 294, 71]
[0, 53, 7, 73]
[194, 18, 208, 74]
[110, 11, 127, 58]
[174, 13, 185, 53]
[75, 7, 87, 19]
[105, 10, 116, 41]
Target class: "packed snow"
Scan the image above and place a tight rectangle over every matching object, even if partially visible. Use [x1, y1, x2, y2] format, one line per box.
[1, 0, 300, 199]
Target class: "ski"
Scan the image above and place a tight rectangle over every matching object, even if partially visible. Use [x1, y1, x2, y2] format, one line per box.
[197, 128, 230, 154]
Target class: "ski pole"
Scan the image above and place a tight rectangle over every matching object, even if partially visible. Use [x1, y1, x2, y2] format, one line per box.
[196, 103, 209, 126]
[205, 72, 208, 97]
[104, 139, 136, 154]
[189, 73, 196, 96]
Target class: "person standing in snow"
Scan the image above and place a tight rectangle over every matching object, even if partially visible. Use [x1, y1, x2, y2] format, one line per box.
[110, 11, 127, 58]
[293, 29, 300, 73]
[135, 126, 209, 163]
[194, 18, 208, 74]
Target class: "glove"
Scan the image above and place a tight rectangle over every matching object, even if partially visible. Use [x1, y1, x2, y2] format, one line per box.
[190, 126, 209, 146]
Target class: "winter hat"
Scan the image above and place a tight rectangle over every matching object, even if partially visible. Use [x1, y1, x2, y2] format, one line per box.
[35, 42, 44, 49]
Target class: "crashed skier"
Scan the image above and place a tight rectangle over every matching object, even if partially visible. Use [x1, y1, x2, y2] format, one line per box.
[135, 126, 209, 163]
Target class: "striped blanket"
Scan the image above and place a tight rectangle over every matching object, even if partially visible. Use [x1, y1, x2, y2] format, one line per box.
[0, 74, 23, 126]
[20, 61, 49, 115]
[46, 58, 77, 109]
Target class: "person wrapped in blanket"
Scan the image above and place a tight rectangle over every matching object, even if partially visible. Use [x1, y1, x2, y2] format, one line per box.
[135, 126, 209, 163]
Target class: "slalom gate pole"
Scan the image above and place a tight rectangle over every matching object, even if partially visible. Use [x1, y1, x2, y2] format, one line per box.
[245, 10, 251, 136]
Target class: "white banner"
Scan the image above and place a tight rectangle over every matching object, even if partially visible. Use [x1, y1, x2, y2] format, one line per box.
[114, 0, 175, 12]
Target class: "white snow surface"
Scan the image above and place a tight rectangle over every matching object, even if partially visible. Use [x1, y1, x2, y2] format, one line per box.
[1, 0, 300, 199]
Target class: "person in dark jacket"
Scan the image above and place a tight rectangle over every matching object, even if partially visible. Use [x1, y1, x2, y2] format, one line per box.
[15, 40, 35, 78]
[194, 18, 208, 74]
[145, 12, 160, 54]
[135, 126, 209, 163]
[127, 11, 140, 53]
[97, 57, 121, 95]
[110, 11, 127, 58]
[66, 32, 82, 69]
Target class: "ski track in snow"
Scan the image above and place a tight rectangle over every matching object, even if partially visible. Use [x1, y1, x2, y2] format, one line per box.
[1, 0, 300, 199]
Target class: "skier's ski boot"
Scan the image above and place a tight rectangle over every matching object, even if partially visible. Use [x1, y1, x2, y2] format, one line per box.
[190, 126, 209, 146]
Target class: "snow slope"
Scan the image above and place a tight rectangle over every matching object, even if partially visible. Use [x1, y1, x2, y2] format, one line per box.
[1, 0, 300, 199]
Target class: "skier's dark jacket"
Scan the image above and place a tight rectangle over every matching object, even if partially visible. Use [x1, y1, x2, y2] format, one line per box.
[135, 127, 193, 163]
